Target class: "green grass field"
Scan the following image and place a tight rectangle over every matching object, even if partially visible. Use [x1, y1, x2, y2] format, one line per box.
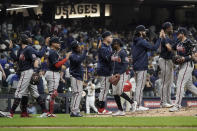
[1, 128, 197, 131]
[0, 114, 197, 131]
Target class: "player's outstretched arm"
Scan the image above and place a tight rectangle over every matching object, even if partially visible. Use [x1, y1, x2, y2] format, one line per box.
[141, 30, 164, 51]
[32, 45, 48, 58]
[55, 52, 71, 68]
[71, 49, 88, 63]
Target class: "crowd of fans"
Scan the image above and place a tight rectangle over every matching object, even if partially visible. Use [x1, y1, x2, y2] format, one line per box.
[1, 14, 197, 113]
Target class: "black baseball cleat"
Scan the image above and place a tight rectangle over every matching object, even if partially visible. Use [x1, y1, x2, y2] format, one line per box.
[70, 112, 83, 117]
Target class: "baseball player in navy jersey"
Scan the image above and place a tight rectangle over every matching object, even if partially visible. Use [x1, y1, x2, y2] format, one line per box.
[159, 22, 175, 108]
[23, 30, 34, 44]
[69, 40, 88, 117]
[111, 38, 137, 116]
[132, 25, 164, 111]
[5, 31, 40, 118]
[169, 28, 197, 112]
[97, 31, 113, 115]
[45, 37, 71, 117]
[18, 31, 35, 115]
[3, 34, 48, 118]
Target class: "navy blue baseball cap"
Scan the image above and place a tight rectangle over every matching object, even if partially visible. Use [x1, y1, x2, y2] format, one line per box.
[50, 37, 61, 45]
[111, 38, 123, 47]
[102, 31, 112, 39]
[71, 40, 80, 50]
[162, 22, 172, 30]
[23, 31, 34, 38]
[177, 27, 187, 35]
[136, 25, 148, 32]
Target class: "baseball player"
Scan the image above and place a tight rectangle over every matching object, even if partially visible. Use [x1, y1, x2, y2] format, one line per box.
[17, 31, 35, 116]
[169, 28, 197, 112]
[132, 25, 163, 111]
[97, 31, 113, 115]
[69, 40, 88, 117]
[23, 30, 34, 44]
[85, 80, 98, 114]
[8, 31, 43, 118]
[44, 37, 71, 117]
[159, 22, 175, 108]
[6, 34, 48, 118]
[111, 38, 137, 116]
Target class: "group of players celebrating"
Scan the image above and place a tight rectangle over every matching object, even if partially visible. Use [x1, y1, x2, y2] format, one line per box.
[0, 21, 197, 118]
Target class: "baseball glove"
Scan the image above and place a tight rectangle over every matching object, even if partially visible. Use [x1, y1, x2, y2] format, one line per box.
[30, 72, 40, 85]
[172, 55, 184, 65]
[109, 74, 120, 86]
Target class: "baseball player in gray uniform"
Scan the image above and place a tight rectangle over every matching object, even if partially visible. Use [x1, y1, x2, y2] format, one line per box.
[159, 22, 175, 108]
[6, 34, 48, 118]
[97, 31, 114, 115]
[111, 38, 137, 116]
[170, 28, 197, 112]
[132, 25, 163, 111]
[69, 40, 88, 117]
[45, 37, 71, 117]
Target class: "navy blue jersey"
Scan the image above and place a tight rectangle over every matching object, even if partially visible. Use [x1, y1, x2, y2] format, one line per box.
[112, 49, 129, 75]
[176, 38, 194, 62]
[10, 48, 23, 62]
[11, 45, 46, 61]
[18, 46, 45, 71]
[48, 49, 61, 72]
[160, 36, 175, 59]
[97, 43, 113, 76]
[69, 50, 87, 80]
[132, 37, 161, 71]
[11, 45, 47, 72]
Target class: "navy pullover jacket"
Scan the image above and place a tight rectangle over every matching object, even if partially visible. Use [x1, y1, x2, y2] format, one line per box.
[97, 42, 113, 76]
[160, 36, 175, 59]
[69, 50, 87, 80]
[132, 37, 161, 71]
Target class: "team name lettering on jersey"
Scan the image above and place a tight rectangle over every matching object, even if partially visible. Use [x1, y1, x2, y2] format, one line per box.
[19, 54, 25, 61]
[176, 45, 185, 53]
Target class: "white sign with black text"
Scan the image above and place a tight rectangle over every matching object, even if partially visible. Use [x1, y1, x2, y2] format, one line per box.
[55, 4, 100, 19]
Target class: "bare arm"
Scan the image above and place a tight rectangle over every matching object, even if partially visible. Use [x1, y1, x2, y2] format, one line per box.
[192, 53, 197, 62]
[60, 71, 66, 83]
[166, 43, 172, 52]
[34, 59, 40, 68]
